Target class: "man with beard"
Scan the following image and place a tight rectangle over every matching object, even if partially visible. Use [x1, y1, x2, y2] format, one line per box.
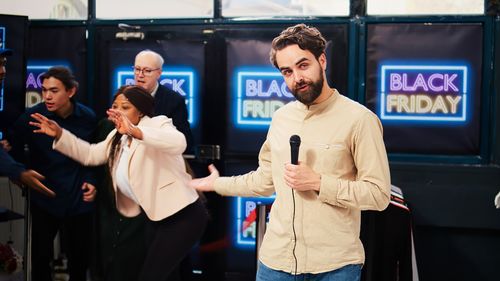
[190, 24, 391, 281]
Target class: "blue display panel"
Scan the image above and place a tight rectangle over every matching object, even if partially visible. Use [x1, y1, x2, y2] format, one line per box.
[365, 23, 483, 156]
[225, 38, 278, 154]
[25, 26, 88, 109]
[114, 66, 198, 126]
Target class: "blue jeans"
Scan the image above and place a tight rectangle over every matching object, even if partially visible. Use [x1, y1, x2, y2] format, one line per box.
[256, 261, 362, 281]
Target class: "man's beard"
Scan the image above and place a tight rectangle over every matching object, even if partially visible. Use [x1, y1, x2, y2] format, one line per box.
[291, 71, 324, 106]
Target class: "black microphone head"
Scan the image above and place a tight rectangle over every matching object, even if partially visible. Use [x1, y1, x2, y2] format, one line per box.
[289, 135, 301, 146]
[290, 135, 300, 165]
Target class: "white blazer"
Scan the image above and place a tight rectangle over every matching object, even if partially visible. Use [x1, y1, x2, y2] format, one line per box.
[53, 115, 198, 221]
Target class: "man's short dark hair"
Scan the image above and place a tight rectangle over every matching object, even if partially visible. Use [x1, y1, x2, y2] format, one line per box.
[40, 66, 79, 90]
[269, 23, 327, 69]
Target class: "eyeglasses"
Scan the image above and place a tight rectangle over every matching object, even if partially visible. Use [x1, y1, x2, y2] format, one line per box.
[132, 66, 159, 76]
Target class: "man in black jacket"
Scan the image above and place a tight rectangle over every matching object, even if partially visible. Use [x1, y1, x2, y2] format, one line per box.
[0, 47, 53, 197]
[133, 49, 193, 153]
[9, 66, 97, 281]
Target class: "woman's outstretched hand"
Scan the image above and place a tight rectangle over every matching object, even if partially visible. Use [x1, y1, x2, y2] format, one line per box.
[30, 113, 63, 140]
[107, 108, 134, 136]
[188, 164, 220, 192]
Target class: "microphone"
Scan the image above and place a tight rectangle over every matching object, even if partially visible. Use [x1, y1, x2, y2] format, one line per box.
[289, 135, 301, 165]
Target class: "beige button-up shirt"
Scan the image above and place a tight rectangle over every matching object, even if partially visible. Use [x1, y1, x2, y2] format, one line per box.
[214, 89, 391, 274]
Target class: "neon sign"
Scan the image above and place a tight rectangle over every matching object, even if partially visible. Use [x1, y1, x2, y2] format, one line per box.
[234, 195, 275, 247]
[234, 67, 294, 127]
[115, 66, 197, 126]
[379, 64, 468, 122]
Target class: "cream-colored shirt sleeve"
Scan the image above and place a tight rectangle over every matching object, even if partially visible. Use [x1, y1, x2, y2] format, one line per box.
[318, 111, 391, 211]
[214, 138, 275, 198]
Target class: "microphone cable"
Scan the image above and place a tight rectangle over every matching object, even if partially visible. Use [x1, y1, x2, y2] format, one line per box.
[291, 189, 298, 281]
[289, 135, 300, 280]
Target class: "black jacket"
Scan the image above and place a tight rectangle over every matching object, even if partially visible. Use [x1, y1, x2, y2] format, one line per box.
[154, 84, 193, 153]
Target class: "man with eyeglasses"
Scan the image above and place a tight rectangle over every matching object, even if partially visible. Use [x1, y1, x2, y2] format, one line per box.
[133, 49, 193, 153]
[0, 47, 54, 197]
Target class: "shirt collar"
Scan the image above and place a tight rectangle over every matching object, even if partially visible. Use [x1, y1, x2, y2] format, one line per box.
[150, 82, 160, 97]
[295, 88, 339, 112]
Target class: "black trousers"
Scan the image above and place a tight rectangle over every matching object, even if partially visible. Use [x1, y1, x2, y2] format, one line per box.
[98, 209, 148, 281]
[139, 199, 208, 281]
[30, 204, 93, 281]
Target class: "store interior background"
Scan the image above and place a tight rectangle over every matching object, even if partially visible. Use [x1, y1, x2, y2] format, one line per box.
[1, 1, 500, 280]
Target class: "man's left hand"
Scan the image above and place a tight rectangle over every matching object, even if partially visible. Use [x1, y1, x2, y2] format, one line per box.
[82, 182, 97, 202]
[19, 170, 56, 197]
[284, 162, 321, 192]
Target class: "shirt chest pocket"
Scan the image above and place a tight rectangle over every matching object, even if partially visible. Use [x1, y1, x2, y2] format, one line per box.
[309, 143, 352, 174]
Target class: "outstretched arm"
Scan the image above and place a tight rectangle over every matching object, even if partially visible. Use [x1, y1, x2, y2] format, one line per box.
[31, 112, 109, 166]
[1, 149, 54, 197]
[107, 108, 143, 139]
[18, 170, 56, 197]
[189, 164, 220, 192]
[29, 113, 63, 140]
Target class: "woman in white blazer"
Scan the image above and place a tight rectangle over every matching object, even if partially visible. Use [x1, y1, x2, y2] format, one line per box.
[30, 85, 208, 281]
